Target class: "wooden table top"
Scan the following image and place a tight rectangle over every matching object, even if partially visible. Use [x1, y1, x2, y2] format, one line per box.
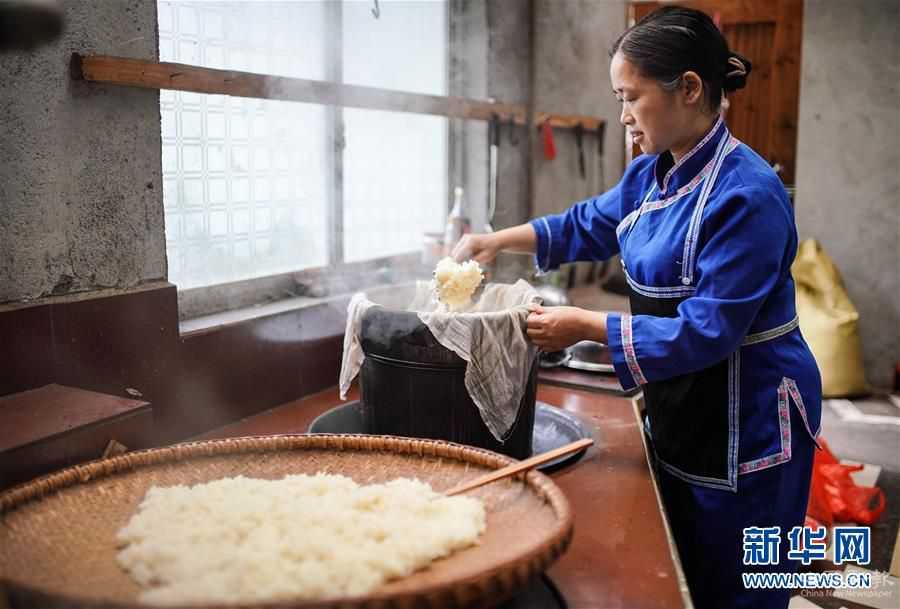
[0, 384, 150, 452]
[195, 384, 689, 609]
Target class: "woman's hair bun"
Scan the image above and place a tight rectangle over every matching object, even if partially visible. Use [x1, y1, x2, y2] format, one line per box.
[724, 51, 753, 92]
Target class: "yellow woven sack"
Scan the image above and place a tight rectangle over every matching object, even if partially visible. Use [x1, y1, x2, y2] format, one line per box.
[792, 239, 868, 397]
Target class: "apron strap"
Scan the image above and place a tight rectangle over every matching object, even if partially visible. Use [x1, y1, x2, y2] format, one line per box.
[680, 130, 732, 287]
[619, 184, 658, 237]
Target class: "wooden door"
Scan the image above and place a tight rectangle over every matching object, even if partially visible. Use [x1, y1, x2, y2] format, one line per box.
[627, 0, 803, 184]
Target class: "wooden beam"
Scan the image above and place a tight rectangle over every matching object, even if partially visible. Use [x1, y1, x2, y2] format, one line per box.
[72, 54, 604, 132]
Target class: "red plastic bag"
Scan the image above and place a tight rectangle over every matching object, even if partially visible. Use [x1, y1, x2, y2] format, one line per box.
[806, 438, 886, 526]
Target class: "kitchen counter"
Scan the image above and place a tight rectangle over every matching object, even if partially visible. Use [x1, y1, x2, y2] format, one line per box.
[195, 384, 689, 609]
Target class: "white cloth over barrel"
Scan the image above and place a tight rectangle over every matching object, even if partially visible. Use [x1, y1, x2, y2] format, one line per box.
[339, 279, 541, 442]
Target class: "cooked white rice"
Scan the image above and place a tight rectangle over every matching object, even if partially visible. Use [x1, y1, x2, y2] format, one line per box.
[433, 257, 484, 310]
[116, 474, 485, 605]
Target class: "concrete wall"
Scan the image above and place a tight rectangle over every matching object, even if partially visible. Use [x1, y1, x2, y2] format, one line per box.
[485, 1, 533, 234]
[0, 0, 165, 304]
[448, 0, 533, 281]
[794, 0, 900, 389]
[532, 0, 626, 218]
[448, 0, 489, 232]
[449, 0, 626, 282]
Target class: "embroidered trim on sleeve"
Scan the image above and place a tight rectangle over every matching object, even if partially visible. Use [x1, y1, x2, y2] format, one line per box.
[621, 314, 648, 386]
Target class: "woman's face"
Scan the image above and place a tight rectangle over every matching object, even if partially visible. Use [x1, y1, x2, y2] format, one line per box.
[610, 52, 689, 156]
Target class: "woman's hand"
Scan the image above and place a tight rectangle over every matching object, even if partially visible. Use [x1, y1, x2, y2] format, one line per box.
[451, 224, 538, 264]
[451, 233, 501, 265]
[526, 304, 607, 351]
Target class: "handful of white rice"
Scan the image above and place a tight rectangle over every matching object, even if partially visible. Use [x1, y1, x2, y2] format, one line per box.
[116, 474, 485, 605]
[433, 257, 484, 311]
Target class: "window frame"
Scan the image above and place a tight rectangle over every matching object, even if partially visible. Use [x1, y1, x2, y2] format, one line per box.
[159, 0, 451, 320]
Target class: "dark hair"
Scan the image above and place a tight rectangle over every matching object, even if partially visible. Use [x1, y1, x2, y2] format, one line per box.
[610, 7, 752, 112]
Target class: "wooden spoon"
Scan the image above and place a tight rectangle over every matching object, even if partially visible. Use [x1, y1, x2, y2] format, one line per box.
[443, 438, 594, 497]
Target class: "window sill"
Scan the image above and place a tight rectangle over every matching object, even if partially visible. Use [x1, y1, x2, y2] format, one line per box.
[178, 279, 421, 338]
[176, 253, 426, 323]
[179, 292, 342, 337]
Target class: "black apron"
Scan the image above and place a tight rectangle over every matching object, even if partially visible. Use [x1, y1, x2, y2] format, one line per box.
[624, 131, 736, 488]
[629, 289, 733, 484]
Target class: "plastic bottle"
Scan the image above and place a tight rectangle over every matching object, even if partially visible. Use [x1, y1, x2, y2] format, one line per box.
[443, 186, 471, 257]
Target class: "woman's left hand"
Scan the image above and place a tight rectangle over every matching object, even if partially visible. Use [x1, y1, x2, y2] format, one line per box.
[526, 305, 607, 351]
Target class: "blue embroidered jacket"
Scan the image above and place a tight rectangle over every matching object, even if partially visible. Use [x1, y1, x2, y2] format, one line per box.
[530, 117, 822, 489]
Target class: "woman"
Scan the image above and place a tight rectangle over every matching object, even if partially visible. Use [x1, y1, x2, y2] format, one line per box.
[453, 7, 821, 609]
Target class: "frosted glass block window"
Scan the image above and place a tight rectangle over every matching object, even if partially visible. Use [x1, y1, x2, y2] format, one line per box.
[160, 90, 329, 289]
[159, 1, 328, 80]
[159, 1, 329, 290]
[343, 0, 447, 96]
[158, 1, 448, 294]
[342, 0, 448, 263]
[343, 109, 447, 262]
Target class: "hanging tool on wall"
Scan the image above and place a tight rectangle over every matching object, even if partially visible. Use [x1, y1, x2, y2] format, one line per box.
[566, 123, 588, 290]
[574, 123, 586, 180]
[595, 121, 606, 194]
[486, 114, 500, 233]
[589, 122, 608, 285]
[599, 122, 611, 282]
[541, 119, 557, 161]
[507, 116, 519, 146]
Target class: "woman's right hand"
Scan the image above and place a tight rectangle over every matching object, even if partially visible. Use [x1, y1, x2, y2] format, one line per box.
[452, 233, 500, 265]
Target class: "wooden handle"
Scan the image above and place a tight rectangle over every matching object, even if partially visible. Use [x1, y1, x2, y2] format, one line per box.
[443, 438, 593, 497]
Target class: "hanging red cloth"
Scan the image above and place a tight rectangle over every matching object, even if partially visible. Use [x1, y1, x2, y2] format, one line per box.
[541, 121, 557, 161]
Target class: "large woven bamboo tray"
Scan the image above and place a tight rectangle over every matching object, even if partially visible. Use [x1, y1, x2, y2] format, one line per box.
[0, 434, 574, 609]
